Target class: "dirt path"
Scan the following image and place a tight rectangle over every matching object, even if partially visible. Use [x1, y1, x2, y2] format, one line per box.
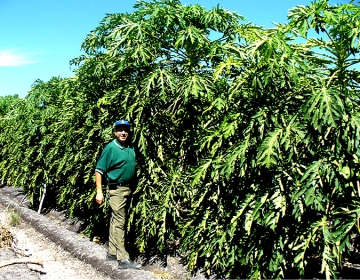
[0, 208, 113, 280]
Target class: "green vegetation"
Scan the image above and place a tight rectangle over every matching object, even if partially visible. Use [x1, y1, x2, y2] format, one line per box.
[8, 209, 21, 227]
[0, 94, 20, 117]
[0, 0, 359, 278]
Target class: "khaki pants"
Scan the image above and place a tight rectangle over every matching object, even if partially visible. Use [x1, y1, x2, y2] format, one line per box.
[107, 186, 131, 260]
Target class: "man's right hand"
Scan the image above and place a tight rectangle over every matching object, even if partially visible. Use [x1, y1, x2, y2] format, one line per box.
[95, 192, 104, 205]
[95, 171, 104, 205]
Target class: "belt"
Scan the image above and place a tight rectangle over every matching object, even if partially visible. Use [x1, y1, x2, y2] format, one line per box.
[108, 183, 130, 190]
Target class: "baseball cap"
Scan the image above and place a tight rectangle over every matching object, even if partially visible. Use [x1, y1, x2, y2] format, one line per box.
[114, 120, 130, 127]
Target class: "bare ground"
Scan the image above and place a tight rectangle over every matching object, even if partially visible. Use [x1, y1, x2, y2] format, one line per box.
[0, 211, 113, 280]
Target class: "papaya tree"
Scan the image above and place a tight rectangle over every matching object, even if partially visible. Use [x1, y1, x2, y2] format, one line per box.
[0, 78, 68, 207]
[0, 94, 20, 117]
[75, 0, 247, 252]
[181, 0, 360, 278]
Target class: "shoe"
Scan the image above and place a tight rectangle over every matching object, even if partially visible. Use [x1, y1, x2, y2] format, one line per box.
[106, 253, 117, 261]
[118, 259, 142, 269]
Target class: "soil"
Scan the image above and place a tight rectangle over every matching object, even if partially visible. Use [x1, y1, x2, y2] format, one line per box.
[0, 184, 206, 280]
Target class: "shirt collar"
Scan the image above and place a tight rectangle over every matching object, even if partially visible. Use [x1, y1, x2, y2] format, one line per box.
[114, 139, 125, 149]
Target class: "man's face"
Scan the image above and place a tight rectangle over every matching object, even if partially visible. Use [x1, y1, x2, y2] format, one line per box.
[114, 125, 130, 145]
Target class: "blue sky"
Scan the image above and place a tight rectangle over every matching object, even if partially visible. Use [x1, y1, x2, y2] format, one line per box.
[0, 0, 351, 97]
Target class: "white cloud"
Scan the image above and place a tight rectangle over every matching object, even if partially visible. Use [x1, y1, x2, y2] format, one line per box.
[0, 49, 39, 66]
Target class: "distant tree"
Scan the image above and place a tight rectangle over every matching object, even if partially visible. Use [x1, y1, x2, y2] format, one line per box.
[0, 94, 20, 117]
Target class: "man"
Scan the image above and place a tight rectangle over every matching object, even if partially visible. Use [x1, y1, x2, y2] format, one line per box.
[95, 119, 141, 270]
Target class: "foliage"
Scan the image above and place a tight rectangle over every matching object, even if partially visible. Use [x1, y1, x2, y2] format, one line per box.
[179, 1, 360, 278]
[0, 94, 20, 117]
[76, 0, 246, 251]
[0, 0, 359, 278]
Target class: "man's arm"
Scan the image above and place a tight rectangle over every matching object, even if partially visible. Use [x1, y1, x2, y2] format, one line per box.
[95, 171, 104, 205]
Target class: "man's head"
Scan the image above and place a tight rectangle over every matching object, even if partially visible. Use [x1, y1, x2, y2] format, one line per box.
[114, 120, 130, 145]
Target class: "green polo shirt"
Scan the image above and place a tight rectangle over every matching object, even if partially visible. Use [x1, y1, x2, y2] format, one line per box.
[95, 139, 136, 185]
